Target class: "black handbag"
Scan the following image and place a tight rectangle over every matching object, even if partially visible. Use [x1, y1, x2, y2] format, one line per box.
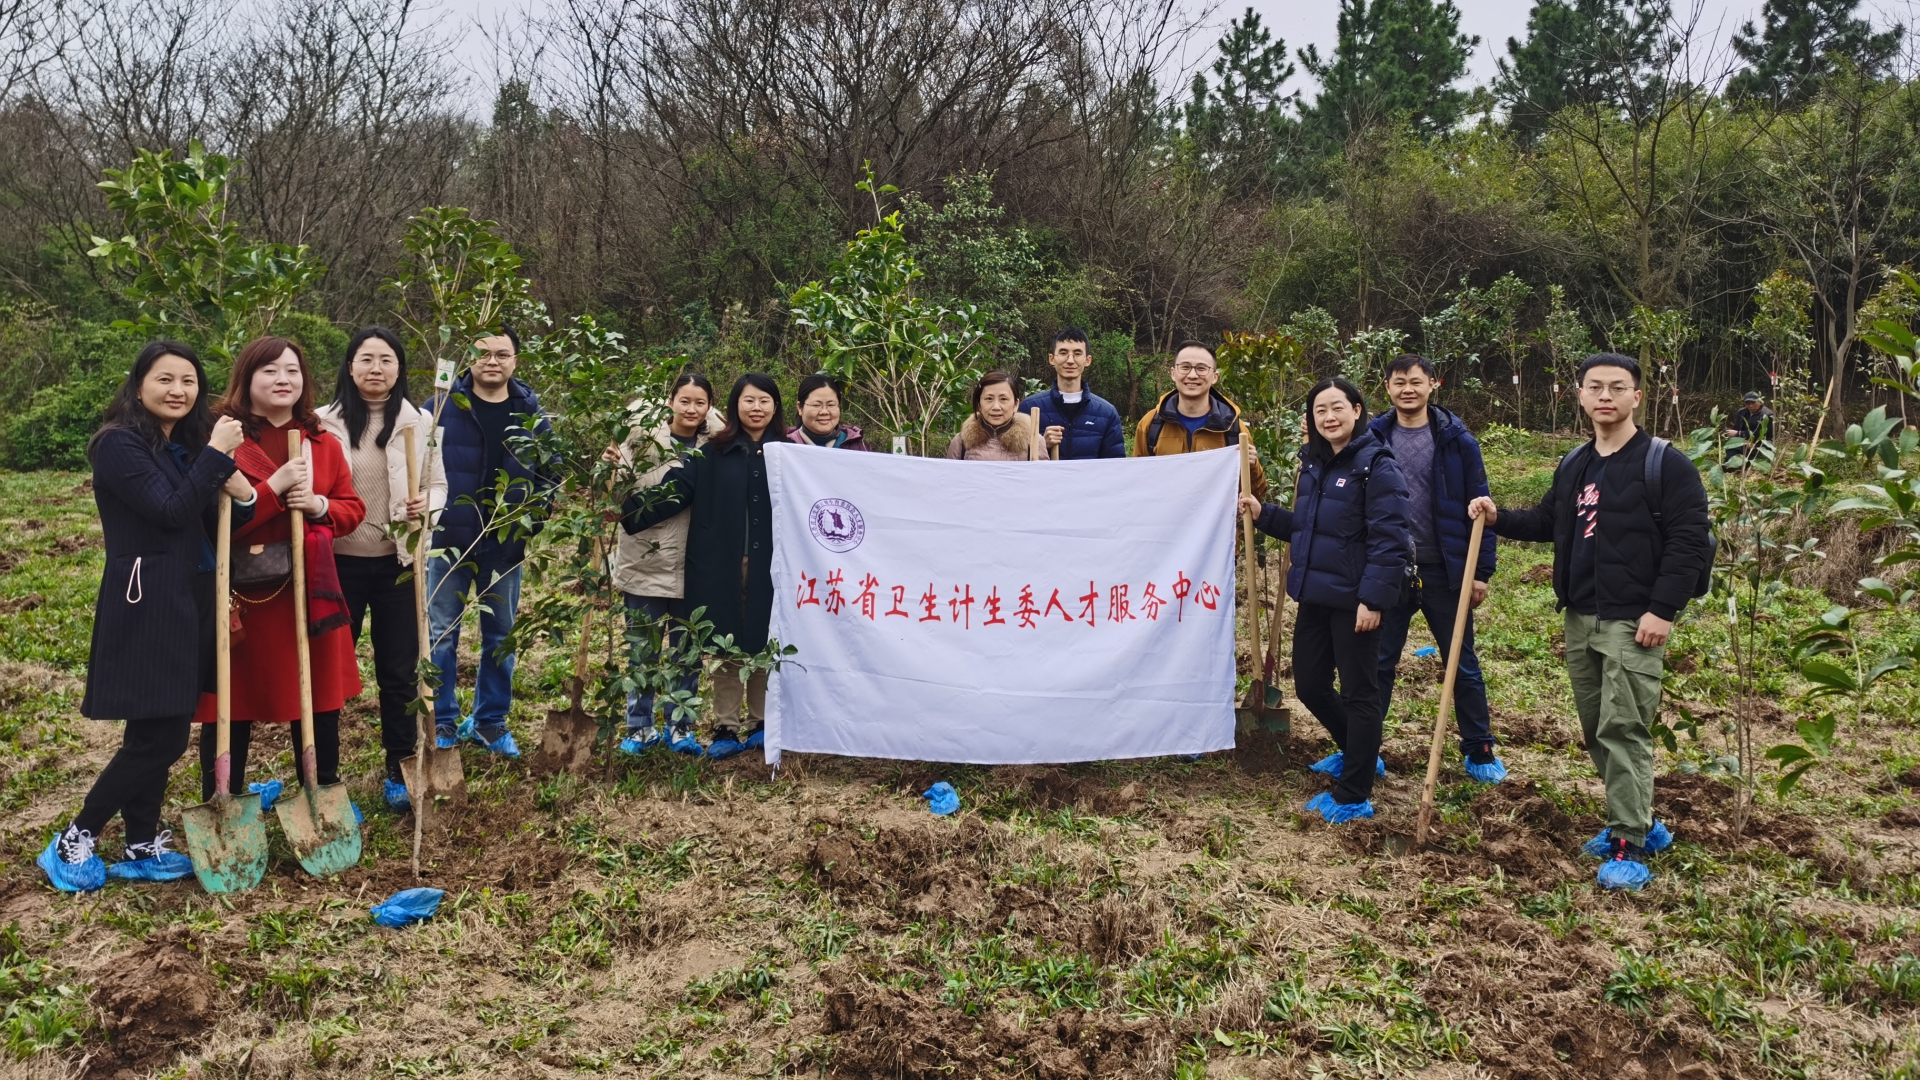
[231, 540, 292, 593]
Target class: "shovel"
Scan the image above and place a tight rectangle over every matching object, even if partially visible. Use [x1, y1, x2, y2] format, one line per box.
[181, 494, 269, 893]
[274, 429, 364, 877]
[397, 425, 464, 874]
[1259, 547, 1291, 728]
[1405, 514, 1489, 854]
[533, 557, 601, 774]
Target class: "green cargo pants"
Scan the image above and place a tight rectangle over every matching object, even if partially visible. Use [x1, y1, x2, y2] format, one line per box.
[1563, 611, 1665, 848]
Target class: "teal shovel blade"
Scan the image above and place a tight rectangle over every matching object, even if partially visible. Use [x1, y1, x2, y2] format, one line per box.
[275, 782, 363, 878]
[180, 792, 269, 893]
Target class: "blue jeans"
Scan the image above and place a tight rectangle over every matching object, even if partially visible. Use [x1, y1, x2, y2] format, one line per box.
[623, 593, 699, 731]
[427, 540, 523, 731]
[1376, 564, 1494, 753]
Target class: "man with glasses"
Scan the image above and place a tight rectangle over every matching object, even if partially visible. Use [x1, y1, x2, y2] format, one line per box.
[1470, 353, 1712, 891]
[1132, 339, 1267, 496]
[426, 327, 553, 758]
[1022, 327, 1126, 459]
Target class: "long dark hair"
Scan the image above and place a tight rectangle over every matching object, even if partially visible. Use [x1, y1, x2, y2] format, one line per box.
[333, 326, 410, 450]
[712, 372, 783, 447]
[87, 340, 215, 463]
[218, 336, 323, 440]
[670, 372, 715, 405]
[1303, 377, 1368, 464]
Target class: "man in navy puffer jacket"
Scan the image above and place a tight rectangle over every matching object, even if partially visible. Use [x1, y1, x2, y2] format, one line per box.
[424, 329, 554, 757]
[1243, 378, 1412, 821]
[1366, 354, 1504, 783]
[1019, 328, 1126, 460]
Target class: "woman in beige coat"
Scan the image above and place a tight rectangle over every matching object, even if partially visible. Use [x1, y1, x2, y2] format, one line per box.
[947, 371, 1037, 461]
[611, 374, 722, 755]
[317, 327, 446, 810]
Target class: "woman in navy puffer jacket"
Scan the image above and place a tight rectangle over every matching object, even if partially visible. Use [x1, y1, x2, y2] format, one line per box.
[1240, 377, 1412, 823]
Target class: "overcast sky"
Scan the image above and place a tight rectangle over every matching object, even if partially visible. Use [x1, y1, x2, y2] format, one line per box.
[437, 0, 1913, 107]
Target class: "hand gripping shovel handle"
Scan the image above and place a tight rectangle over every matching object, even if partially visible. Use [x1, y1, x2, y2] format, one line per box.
[288, 429, 317, 789]
[1415, 515, 1486, 850]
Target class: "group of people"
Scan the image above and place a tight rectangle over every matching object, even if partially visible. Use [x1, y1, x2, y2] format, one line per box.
[39, 325, 1714, 896]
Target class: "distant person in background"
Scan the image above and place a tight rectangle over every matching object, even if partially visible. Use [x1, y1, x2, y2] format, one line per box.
[1366, 354, 1503, 783]
[787, 373, 875, 450]
[1724, 391, 1774, 463]
[426, 327, 552, 759]
[318, 327, 444, 811]
[1132, 339, 1267, 497]
[40, 342, 255, 892]
[624, 373, 784, 760]
[947, 370, 1037, 460]
[1021, 328, 1125, 459]
[611, 373, 721, 756]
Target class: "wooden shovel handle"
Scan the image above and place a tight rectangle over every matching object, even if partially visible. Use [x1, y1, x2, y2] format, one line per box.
[214, 493, 233, 792]
[1415, 515, 1486, 849]
[1029, 407, 1043, 462]
[288, 429, 317, 788]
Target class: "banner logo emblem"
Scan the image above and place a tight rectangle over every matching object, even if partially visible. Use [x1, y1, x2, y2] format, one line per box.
[808, 498, 865, 552]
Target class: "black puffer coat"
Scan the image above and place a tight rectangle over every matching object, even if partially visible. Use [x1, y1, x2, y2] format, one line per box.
[1251, 431, 1413, 611]
[623, 433, 775, 653]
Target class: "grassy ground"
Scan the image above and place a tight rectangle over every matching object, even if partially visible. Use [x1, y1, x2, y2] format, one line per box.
[0, 437, 1917, 1080]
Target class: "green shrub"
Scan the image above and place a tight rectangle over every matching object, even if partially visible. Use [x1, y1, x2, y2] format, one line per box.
[0, 368, 121, 470]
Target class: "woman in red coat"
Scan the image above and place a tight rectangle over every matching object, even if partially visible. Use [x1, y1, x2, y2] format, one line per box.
[195, 336, 366, 802]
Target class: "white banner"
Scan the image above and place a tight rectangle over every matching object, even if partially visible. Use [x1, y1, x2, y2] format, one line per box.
[763, 442, 1240, 765]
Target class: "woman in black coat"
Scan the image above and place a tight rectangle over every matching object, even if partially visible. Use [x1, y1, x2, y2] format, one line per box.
[1239, 377, 1412, 824]
[622, 373, 781, 761]
[38, 341, 257, 892]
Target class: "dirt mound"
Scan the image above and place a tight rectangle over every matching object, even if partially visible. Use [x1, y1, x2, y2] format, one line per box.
[1495, 708, 1576, 750]
[820, 966, 1174, 1079]
[85, 935, 218, 1077]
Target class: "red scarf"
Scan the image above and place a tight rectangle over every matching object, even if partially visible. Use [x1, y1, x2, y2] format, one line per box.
[234, 439, 350, 639]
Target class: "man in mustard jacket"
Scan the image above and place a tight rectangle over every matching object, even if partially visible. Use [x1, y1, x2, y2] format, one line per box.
[1132, 340, 1268, 499]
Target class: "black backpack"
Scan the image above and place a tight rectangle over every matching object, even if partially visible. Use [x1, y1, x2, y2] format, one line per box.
[1557, 437, 1715, 599]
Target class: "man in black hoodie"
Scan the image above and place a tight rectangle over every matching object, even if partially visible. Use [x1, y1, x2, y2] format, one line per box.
[1470, 353, 1712, 891]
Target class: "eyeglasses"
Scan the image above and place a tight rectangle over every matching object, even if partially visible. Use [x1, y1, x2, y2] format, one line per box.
[1172, 363, 1215, 375]
[475, 350, 516, 361]
[1581, 381, 1635, 397]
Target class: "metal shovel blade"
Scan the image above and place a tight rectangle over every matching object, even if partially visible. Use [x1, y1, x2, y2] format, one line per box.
[180, 791, 269, 893]
[275, 782, 363, 877]
[398, 747, 467, 810]
[533, 706, 597, 774]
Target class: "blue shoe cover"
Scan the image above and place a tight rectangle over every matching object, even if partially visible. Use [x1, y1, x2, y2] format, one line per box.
[472, 725, 520, 759]
[249, 779, 283, 813]
[371, 887, 446, 928]
[107, 852, 195, 882]
[37, 835, 106, 893]
[705, 736, 747, 760]
[1413, 645, 1438, 657]
[743, 727, 764, 751]
[1597, 854, 1652, 890]
[385, 779, 411, 811]
[456, 716, 476, 743]
[352, 802, 364, 825]
[434, 724, 458, 750]
[1309, 752, 1345, 775]
[924, 782, 961, 816]
[1303, 792, 1335, 815]
[1320, 798, 1375, 824]
[1464, 757, 1508, 784]
[669, 727, 703, 755]
[618, 727, 664, 756]
[1583, 820, 1673, 858]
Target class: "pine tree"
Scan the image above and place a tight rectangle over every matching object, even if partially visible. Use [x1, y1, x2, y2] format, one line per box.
[1495, 0, 1673, 142]
[1728, 0, 1902, 104]
[1298, 0, 1479, 149]
[1182, 9, 1300, 194]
